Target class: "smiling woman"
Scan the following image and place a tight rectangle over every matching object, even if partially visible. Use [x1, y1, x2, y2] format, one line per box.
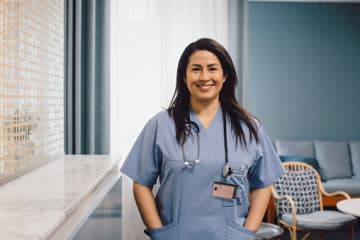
[110, 2, 229, 239]
[121, 38, 284, 240]
[185, 50, 226, 113]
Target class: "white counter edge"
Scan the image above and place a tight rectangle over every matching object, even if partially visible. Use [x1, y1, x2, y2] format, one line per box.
[48, 167, 121, 240]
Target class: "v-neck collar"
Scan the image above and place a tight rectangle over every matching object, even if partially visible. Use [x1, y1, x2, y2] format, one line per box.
[189, 106, 223, 132]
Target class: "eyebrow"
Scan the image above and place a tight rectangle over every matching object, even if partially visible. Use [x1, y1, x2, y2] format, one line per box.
[189, 63, 220, 68]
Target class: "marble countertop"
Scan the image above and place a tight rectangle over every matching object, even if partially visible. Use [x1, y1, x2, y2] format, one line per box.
[0, 155, 121, 240]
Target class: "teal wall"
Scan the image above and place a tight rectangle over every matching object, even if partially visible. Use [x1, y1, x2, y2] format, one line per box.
[248, 3, 360, 141]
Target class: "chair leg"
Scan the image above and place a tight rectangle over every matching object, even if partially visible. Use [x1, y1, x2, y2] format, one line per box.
[345, 224, 354, 240]
[301, 232, 311, 240]
[317, 231, 325, 240]
[288, 226, 297, 240]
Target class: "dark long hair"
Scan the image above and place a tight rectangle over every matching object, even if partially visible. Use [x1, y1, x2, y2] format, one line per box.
[167, 38, 259, 146]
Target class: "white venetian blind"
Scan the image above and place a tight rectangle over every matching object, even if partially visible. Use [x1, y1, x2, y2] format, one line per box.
[0, 0, 64, 178]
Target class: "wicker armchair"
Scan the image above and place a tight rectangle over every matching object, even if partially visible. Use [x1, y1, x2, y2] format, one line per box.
[271, 162, 357, 240]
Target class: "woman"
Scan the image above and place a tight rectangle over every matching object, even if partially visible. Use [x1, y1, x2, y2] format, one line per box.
[121, 38, 284, 240]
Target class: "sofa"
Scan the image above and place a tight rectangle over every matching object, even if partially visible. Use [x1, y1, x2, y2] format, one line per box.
[266, 140, 360, 223]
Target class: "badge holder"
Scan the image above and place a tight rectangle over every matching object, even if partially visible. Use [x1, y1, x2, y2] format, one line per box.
[211, 180, 240, 220]
[212, 181, 237, 200]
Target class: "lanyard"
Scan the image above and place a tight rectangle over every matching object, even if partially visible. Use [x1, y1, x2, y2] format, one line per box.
[222, 110, 231, 178]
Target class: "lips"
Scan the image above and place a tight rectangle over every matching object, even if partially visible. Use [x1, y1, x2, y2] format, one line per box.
[196, 84, 214, 91]
[195, 82, 215, 88]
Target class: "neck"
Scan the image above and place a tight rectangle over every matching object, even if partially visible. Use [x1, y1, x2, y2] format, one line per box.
[190, 98, 220, 128]
[191, 98, 220, 115]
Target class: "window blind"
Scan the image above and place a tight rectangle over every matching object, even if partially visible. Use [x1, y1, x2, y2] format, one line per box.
[0, 0, 64, 176]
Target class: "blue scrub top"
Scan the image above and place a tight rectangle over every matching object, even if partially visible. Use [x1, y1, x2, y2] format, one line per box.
[121, 107, 284, 240]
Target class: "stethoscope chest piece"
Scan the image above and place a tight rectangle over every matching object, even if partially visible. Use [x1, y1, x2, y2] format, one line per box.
[184, 159, 200, 167]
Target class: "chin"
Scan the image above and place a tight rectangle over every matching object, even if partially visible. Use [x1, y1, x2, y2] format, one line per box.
[193, 95, 219, 104]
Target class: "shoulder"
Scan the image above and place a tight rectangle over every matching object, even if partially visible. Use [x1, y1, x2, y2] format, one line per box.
[149, 110, 172, 124]
[238, 115, 262, 133]
[236, 116, 267, 146]
[144, 110, 173, 130]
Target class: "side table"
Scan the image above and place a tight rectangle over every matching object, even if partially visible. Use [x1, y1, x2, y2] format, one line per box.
[336, 198, 360, 217]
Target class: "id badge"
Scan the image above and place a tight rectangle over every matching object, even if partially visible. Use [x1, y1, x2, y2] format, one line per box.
[212, 181, 237, 200]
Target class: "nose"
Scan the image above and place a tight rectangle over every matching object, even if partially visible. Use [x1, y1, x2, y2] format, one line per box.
[199, 69, 210, 81]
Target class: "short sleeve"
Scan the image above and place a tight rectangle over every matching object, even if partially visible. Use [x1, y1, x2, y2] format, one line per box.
[248, 125, 284, 190]
[120, 118, 162, 187]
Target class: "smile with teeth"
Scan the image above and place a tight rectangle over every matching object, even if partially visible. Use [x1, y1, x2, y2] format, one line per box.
[195, 81, 215, 89]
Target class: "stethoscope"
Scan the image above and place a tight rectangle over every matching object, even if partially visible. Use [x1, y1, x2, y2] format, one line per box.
[181, 111, 232, 178]
[181, 120, 200, 167]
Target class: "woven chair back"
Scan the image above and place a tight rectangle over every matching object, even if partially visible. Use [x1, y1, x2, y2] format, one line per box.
[273, 162, 321, 217]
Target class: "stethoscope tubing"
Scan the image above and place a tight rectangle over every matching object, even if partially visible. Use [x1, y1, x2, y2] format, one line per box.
[181, 120, 200, 167]
[181, 110, 231, 177]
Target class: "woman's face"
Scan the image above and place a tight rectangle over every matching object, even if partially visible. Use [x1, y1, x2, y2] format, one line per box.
[185, 50, 226, 106]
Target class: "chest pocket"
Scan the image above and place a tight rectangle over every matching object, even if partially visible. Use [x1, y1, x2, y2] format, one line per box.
[222, 165, 249, 211]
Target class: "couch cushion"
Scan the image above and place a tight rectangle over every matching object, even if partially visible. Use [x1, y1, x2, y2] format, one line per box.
[314, 141, 352, 180]
[322, 178, 360, 195]
[350, 141, 360, 178]
[275, 140, 315, 158]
